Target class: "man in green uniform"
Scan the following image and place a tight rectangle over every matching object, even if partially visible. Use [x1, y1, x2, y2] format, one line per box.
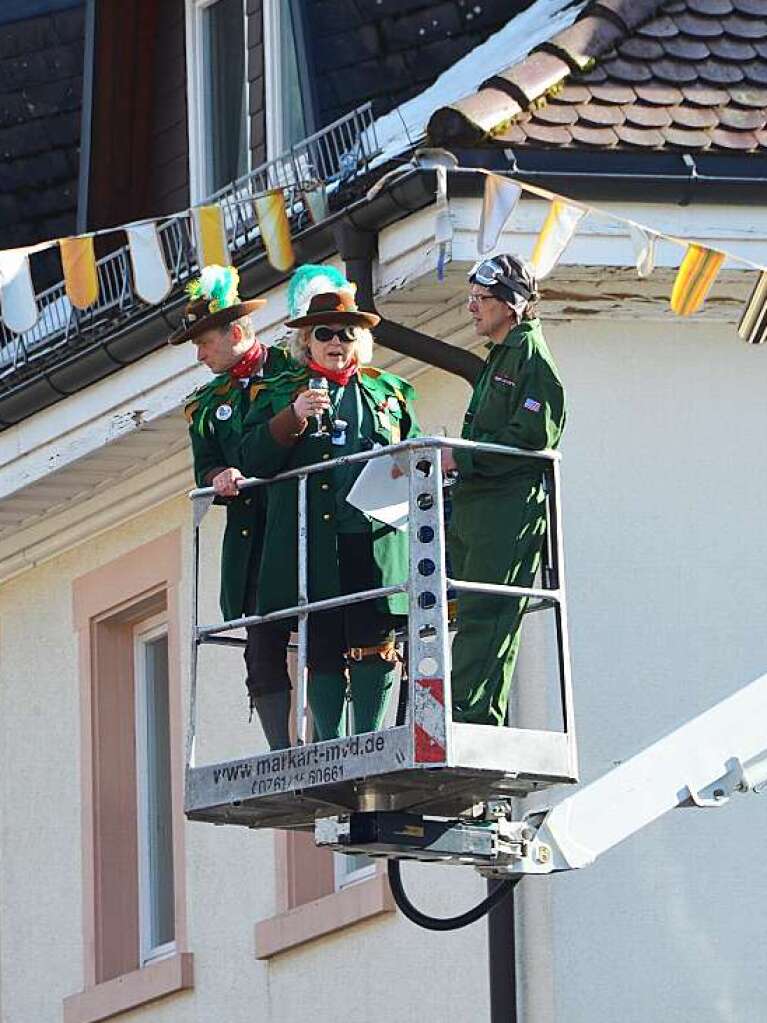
[171, 264, 293, 749]
[441, 254, 566, 726]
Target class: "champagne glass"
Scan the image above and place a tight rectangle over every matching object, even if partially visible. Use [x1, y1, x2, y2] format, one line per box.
[308, 377, 328, 437]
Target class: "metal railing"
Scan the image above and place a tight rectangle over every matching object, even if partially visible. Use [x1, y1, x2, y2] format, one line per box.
[0, 103, 380, 380]
[186, 437, 575, 782]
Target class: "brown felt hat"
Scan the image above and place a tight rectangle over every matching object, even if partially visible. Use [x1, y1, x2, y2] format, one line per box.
[168, 295, 267, 345]
[284, 290, 380, 330]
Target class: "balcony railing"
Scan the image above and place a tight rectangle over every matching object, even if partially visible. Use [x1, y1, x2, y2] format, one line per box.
[0, 103, 380, 381]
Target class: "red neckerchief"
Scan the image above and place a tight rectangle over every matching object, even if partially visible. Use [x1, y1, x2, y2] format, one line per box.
[230, 342, 265, 380]
[307, 358, 358, 387]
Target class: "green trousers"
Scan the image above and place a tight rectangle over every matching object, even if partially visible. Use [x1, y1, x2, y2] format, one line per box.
[448, 476, 547, 725]
[309, 660, 396, 741]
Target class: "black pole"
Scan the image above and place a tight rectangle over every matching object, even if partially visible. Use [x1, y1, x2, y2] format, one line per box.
[488, 879, 518, 1023]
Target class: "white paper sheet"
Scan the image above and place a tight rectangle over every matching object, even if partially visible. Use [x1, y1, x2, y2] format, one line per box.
[346, 453, 410, 530]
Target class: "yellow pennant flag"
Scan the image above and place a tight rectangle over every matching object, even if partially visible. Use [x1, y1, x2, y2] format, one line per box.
[60, 236, 98, 309]
[530, 200, 585, 279]
[670, 244, 725, 316]
[255, 189, 295, 272]
[192, 204, 230, 268]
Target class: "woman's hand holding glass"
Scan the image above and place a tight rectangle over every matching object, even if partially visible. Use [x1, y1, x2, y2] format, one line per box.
[293, 380, 330, 435]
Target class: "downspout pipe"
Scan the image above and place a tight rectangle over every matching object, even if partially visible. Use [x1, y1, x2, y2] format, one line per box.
[334, 221, 483, 386]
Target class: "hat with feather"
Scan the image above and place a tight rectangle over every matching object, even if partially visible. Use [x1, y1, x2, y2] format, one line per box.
[284, 264, 380, 329]
[168, 264, 266, 344]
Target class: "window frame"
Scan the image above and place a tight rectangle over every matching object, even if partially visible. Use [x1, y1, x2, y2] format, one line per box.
[185, 0, 251, 201]
[134, 614, 177, 968]
[262, 0, 314, 160]
[333, 852, 376, 892]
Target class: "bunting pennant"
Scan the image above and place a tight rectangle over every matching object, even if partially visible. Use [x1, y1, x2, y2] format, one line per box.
[192, 204, 230, 268]
[530, 200, 586, 279]
[737, 271, 767, 345]
[477, 174, 522, 255]
[0, 247, 39, 333]
[254, 189, 295, 272]
[127, 223, 172, 305]
[60, 235, 98, 309]
[302, 182, 329, 226]
[629, 224, 657, 279]
[670, 244, 725, 317]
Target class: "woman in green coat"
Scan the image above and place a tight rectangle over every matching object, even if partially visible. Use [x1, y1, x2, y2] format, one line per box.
[241, 265, 420, 741]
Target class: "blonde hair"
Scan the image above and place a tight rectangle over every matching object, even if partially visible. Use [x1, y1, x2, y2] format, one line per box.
[290, 325, 374, 366]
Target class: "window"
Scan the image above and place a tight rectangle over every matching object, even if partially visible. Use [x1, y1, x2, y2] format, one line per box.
[65, 532, 191, 1023]
[135, 618, 175, 966]
[263, 0, 312, 158]
[334, 852, 376, 892]
[188, 0, 249, 198]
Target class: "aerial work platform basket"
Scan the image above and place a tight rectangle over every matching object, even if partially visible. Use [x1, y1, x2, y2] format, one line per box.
[184, 437, 577, 832]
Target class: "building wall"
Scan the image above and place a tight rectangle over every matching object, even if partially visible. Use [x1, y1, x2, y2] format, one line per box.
[2, 307, 766, 1022]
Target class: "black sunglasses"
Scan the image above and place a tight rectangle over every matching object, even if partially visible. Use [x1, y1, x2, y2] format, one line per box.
[311, 325, 357, 344]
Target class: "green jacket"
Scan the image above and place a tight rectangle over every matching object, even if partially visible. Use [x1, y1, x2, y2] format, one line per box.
[185, 346, 292, 620]
[240, 364, 420, 618]
[453, 318, 565, 488]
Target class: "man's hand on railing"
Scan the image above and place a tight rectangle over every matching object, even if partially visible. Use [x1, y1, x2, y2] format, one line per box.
[440, 447, 458, 475]
[211, 467, 246, 498]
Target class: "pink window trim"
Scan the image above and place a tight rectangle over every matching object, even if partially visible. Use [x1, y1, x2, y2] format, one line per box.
[66, 530, 192, 1021]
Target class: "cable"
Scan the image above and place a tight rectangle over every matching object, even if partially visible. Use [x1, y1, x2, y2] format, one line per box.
[387, 859, 521, 931]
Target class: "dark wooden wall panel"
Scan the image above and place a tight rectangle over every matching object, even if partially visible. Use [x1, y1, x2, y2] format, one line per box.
[148, 0, 189, 215]
[247, 0, 266, 167]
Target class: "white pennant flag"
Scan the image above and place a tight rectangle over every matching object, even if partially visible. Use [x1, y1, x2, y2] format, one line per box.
[629, 224, 656, 279]
[530, 200, 586, 279]
[0, 245, 42, 333]
[477, 174, 522, 255]
[127, 222, 172, 305]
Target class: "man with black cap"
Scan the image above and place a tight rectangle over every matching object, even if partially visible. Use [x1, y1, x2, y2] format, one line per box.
[441, 254, 566, 726]
[172, 264, 294, 749]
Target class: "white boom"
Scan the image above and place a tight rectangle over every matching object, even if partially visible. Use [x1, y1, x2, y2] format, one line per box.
[514, 670, 767, 876]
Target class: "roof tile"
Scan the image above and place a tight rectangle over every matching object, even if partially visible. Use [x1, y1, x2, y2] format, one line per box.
[589, 83, 637, 103]
[575, 101, 624, 125]
[697, 58, 746, 84]
[618, 36, 665, 58]
[634, 83, 686, 104]
[537, 15, 625, 72]
[535, 103, 580, 125]
[624, 103, 673, 127]
[661, 125, 713, 147]
[484, 51, 570, 107]
[637, 15, 680, 38]
[662, 36, 710, 59]
[558, 84, 592, 102]
[591, 0, 665, 31]
[709, 126, 759, 149]
[687, 0, 734, 13]
[614, 124, 666, 146]
[651, 58, 700, 84]
[521, 121, 573, 145]
[600, 55, 655, 82]
[706, 36, 757, 59]
[730, 0, 765, 13]
[672, 12, 726, 36]
[681, 84, 731, 105]
[742, 61, 767, 86]
[669, 104, 719, 128]
[730, 86, 767, 107]
[727, 14, 767, 38]
[718, 106, 767, 130]
[492, 122, 528, 144]
[569, 123, 619, 145]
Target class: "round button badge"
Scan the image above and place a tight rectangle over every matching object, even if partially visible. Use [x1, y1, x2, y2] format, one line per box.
[215, 403, 233, 421]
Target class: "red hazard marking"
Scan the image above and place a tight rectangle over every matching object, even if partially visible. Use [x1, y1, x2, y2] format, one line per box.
[416, 677, 444, 703]
[415, 724, 446, 763]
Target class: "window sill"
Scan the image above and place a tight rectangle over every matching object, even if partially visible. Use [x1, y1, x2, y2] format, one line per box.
[63, 952, 194, 1023]
[255, 872, 394, 959]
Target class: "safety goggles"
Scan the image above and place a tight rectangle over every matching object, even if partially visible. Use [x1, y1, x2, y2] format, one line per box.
[311, 325, 357, 344]
[468, 258, 532, 300]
